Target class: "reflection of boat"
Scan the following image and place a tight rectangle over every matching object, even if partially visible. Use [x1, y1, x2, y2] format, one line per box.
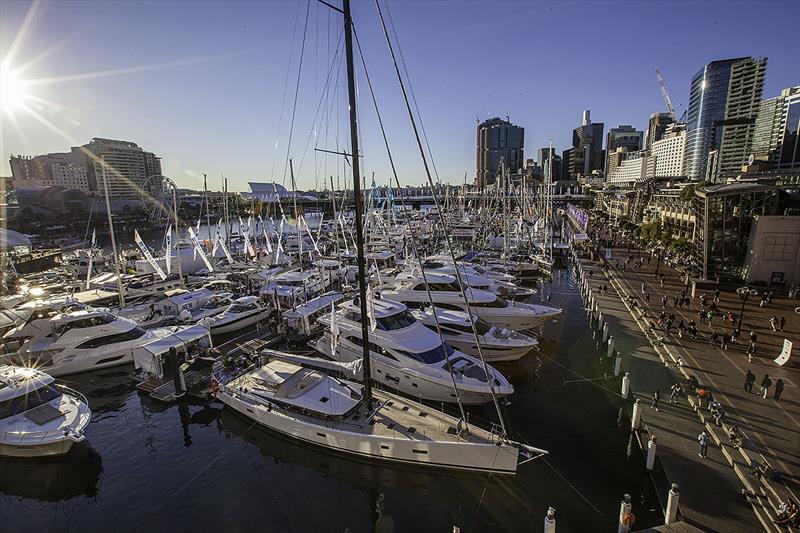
[0, 441, 102, 501]
[0, 365, 91, 457]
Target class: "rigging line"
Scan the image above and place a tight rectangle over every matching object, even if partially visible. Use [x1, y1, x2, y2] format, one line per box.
[296, 30, 345, 178]
[352, 27, 469, 425]
[382, 0, 440, 183]
[270, 0, 304, 181]
[127, 418, 262, 532]
[375, 0, 507, 436]
[281, 0, 312, 188]
[543, 457, 606, 517]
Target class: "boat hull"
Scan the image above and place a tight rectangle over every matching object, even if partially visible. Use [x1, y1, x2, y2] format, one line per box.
[218, 388, 519, 474]
[0, 437, 81, 458]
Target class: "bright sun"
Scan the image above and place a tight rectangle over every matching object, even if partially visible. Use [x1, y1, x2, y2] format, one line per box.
[1, 62, 28, 115]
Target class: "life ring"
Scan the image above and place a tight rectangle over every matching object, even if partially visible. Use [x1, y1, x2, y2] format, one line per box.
[622, 512, 637, 526]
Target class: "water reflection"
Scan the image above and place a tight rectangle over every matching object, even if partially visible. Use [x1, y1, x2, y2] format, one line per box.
[0, 442, 102, 501]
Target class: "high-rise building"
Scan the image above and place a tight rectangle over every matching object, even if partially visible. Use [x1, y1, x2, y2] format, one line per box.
[682, 57, 767, 181]
[645, 112, 674, 150]
[566, 110, 604, 180]
[608, 150, 648, 185]
[9, 152, 89, 192]
[475, 117, 524, 187]
[648, 123, 687, 178]
[78, 138, 163, 199]
[537, 147, 555, 167]
[776, 88, 800, 170]
[605, 125, 643, 175]
[605, 147, 629, 179]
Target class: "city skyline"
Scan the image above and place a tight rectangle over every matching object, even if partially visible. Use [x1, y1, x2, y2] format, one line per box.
[1, 0, 798, 191]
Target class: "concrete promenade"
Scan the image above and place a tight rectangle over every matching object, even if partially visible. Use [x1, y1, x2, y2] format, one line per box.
[569, 225, 799, 532]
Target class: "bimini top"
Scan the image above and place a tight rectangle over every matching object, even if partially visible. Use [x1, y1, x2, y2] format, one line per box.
[0, 365, 54, 402]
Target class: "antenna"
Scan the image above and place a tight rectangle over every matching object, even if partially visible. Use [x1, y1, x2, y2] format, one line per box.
[655, 68, 676, 122]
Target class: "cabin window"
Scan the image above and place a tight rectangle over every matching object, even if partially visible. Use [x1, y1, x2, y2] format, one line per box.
[376, 310, 416, 331]
[75, 326, 146, 349]
[470, 298, 508, 309]
[397, 342, 453, 364]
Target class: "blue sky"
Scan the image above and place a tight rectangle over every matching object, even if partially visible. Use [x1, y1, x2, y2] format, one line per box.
[1, 0, 798, 191]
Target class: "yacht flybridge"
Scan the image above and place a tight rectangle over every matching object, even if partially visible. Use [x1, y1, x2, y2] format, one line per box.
[218, 354, 545, 473]
[0, 365, 91, 457]
[309, 296, 513, 405]
[383, 272, 561, 331]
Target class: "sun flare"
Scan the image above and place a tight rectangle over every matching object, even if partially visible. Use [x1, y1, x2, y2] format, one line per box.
[1, 62, 29, 115]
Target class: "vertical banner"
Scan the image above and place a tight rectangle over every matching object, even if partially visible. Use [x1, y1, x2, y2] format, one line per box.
[239, 217, 255, 257]
[85, 249, 93, 290]
[330, 302, 339, 355]
[134, 229, 167, 280]
[774, 339, 793, 366]
[301, 215, 321, 254]
[188, 226, 214, 272]
[165, 226, 172, 275]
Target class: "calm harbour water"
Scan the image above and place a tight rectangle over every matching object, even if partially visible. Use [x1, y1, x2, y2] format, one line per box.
[0, 264, 660, 532]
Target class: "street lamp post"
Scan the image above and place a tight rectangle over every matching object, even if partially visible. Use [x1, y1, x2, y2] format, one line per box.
[736, 286, 758, 333]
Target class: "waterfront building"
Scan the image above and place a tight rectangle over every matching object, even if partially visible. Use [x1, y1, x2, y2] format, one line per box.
[79, 138, 163, 200]
[609, 150, 648, 186]
[752, 87, 799, 163]
[605, 147, 629, 179]
[682, 57, 767, 181]
[648, 123, 686, 178]
[646, 112, 673, 150]
[566, 110, 604, 180]
[475, 117, 524, 188]
[645, 183, 696, 241]
[9, 153, 90, 193]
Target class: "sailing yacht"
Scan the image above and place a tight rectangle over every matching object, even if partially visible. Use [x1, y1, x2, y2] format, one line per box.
[0, 365, 91, 457]
[411, 307, 538, 362]
[382, 272, 561, 331]
[308, 297, 513, 405]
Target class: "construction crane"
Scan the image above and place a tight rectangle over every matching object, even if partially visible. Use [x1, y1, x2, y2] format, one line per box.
[655, 68, 677, 122]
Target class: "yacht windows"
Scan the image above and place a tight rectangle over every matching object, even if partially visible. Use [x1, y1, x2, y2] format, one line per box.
[0, 385, 61, 420]
[470, 297, 509, 309]
[412, 282, 460, 292]
[397, 342, 454, 364]
[228, 303, 258, 314]
[436, 320, 492, 335]
[376, 310, 416, 331]
[75, 326, 146, 349]
[432, 303, 462, 312]
[55, 312, 117, 335]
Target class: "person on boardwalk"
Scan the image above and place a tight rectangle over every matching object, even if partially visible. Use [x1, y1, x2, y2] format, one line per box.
[744, 370, 756, 393]
[669, 383, 681, 404]
[651, 389, 661, 412]
[770, 316, 778, 331]
[760, 375, 773, 399]
[698, 431, 709, 458]
[748, 342, 757, 362]
[774, 379, 784, 400]
[779, 316, 786, 332]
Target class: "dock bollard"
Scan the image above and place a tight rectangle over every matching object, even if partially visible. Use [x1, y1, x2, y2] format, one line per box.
[631, 399, 642, 430]
[614, 354, 622, 376]
[618, 494, 633, 533]
[621, 373, 630, 399]
[607, 336, 615, 357]
[167, 346, 186, 398]
[646, 436, 657, 470]
[597, 311, 604, 330]
[544, 507, 556, 533]
[603, 323, 609, 343]
[665, 484, 679, 524]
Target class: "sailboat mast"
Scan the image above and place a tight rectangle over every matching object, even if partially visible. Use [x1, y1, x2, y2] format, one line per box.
[343, 0, 372, 405]
[204, 173, 211, 244]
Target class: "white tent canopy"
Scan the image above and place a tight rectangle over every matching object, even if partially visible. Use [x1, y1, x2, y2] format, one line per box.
[132, 325, 212, 377]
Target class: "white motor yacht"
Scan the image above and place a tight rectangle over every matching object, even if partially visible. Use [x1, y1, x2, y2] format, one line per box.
[218, 354, 544, 474]
[3, 299, 87, 343]
[308, 297, 513, 405]
[202, 296, 271, 336]
[5, 309, 171, 376]
[408, 262, 535, 300]
[0, 365, 91, 457]
[260, 270, 332, 307]
[381, 272, 561, 331]
[412, 308, 538, 362]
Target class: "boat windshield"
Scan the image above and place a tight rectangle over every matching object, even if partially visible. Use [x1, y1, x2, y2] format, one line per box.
[398, 342, 454, 364]
[376, 310, 416, 330]
[0, 384, 61, 420]
[228, 303, 257, 314]
[470, 297, 509, 309]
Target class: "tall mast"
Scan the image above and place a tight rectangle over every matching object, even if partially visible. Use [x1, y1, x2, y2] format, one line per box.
[343, 0, 372, 405]
[100, 158, 125, 307]
[204, 173, 211, 244]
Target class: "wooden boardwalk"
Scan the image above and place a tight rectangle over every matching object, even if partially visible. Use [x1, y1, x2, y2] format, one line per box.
[570, 231, 799, 532]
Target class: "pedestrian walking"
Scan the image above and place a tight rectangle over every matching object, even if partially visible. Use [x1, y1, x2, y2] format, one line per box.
[661, 295, 668, 309]
[641, 282, 645, 294]
[744, 370, 756, 393]
[748, 341, 757, 362]
[774, 379, 784, 400]
[760, 294, 767, 307]
[644, 291, 650, 304]
[770, 316, 778, 331]
[779, 316, 786, 332]
[698, 431, 709, 458]
[651, 389, 661, 412]
[760, 375, 773, 399]
[670, 383, 681, 404]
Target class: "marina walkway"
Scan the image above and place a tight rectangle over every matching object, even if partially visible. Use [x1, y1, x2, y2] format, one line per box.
[571, 230, 800, 532]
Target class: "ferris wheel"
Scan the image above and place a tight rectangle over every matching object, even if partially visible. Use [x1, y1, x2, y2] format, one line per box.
[139, 175, 179, 225]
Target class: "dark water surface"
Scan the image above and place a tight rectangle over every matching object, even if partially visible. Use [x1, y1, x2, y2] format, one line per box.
[0, 265, 661, 532]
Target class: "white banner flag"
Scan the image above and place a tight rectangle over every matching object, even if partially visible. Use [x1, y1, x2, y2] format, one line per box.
[330, 302, 339, 355]
[239, 217, 255, 257]
[85, 249, 93, 290]
[188, 226, 213, 271]
[165, 226, 172, 275]
[134, 229, 167, 280]
[90, 228, 96, 248]
[774, 339, 793, 367]
[300, 215, 321, 254]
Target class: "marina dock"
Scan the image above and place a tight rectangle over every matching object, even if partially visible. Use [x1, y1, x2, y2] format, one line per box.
[571, 225, 799, 531]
